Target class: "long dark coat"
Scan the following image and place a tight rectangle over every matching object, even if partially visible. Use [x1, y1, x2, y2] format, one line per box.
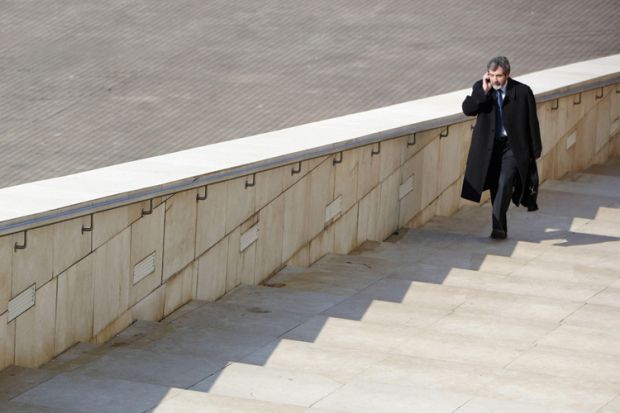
[461, 78, 542, 205]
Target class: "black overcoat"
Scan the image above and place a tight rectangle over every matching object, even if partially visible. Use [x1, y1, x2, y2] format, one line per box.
[461, 78, 542, 204]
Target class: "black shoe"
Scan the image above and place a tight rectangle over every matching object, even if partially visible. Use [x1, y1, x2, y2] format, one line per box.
[490, 229, 507, 239]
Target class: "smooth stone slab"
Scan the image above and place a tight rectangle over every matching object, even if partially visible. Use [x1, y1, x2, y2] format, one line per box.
[313, 380, 471, 413]
[456, 397, 589, 413]
[168, 302, 308, 337]
[321, 294, 450, 327]
[561, 303, 620, 331]
[217, 286, 346, 316]
[0, 366, 58, 401]
[143, 326, 277, 362]
[146, 390, 306, 413]
[13, 373, 171, 413]
[477, 369, 620, 412]
[191, 363, 341, 407]
[241, 339, 388, 383]
[392, 329, 526, 368]
[72, 347, 226, 388]
[282, 315, 414, 352]
[507, 345, 620, 383]
[536, 324, 620, 357]
[0, 401, 70, 413]
[357, 354, 496, 395]
[587, 287, 620, 307]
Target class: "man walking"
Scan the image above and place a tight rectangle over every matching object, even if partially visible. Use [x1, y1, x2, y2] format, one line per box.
[461, 56, 542, 239]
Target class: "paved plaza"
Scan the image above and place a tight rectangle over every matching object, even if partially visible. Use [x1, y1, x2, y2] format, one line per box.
[1, 1, 619, 187]
[1, 158, 618, 412]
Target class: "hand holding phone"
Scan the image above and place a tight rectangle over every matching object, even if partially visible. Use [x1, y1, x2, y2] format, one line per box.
[482, 72, 491, 93]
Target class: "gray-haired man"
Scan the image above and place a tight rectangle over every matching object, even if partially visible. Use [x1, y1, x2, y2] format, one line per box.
[461, 56, 542, 239]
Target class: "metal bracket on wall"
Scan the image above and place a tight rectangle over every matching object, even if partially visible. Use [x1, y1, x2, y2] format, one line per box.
[196, 185, 208, 201]
[81, 214, 93, 234]
[245, 174, 256, 188]
[551, 99, 559, 110]
[407, 133, 416, 147]
[371, 142, 381, 156]
[141, 199, 153, 216]
[332, 152, 343, 165]
[595, 87, 604, 100]
[440, 126, 449, 138]
[14, 231, 27, 251]
[573, 93, 582, 105]
[291, 161, 302, 175]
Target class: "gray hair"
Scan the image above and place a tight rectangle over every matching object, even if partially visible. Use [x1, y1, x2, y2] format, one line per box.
[487, 56, 511, 74]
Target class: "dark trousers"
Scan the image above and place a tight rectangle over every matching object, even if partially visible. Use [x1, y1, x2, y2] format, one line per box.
[487, 138, 518, 233]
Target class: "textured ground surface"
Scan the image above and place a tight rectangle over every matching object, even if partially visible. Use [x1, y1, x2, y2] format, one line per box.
[1, 0, 619, 187]
[1, 158, 618, 412]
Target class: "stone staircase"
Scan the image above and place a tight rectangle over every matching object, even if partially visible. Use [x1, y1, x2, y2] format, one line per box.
[1, 159, 619, 413]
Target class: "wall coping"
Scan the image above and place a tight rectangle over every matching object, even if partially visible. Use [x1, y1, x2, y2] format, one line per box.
[1, 54, 619, 236]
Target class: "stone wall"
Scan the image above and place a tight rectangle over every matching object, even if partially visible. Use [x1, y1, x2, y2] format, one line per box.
[0, 83, 618, 371]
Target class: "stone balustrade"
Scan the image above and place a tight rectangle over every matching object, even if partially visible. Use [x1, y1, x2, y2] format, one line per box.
[0, 55, 619, 370]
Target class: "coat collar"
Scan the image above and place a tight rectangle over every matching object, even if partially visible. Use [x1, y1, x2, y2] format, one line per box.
[506, 77, 517, 101]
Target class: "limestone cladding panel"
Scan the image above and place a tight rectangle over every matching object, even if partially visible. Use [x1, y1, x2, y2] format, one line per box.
[555, 135, 576, 179]
[282, 174, 310, 261]
[92, 202, 143, 250]
[595, 91, 612, 152]
[333, 148, 360, 213]
[15, 278, 56, 368]
[195, 180, 227, 257]
[283, 160, 310, 189]
[610, 84, 620, 129]
[132, 285, 164, 322]
[539, 101, 559, 156]
[437, 177, 464, 217]
[225, 176, 256, 235]
[288, 244, 310, 267]
[377, 170, 401, 241]
[357, 185, 381, 242]
[0, 312, 15, 370]
[255, 166, 284, 211]
[52, 216, 92, 277]
[334, 203, 359, 255]
[408, 196, 439, 228]
[421, 138, 441, 209]
[379, 138, 404, 182]
[196, 235, 229, 301]
[357, 144, 381, 199]
[438, 124, 465, 191]
[537, 151, 554, 183]
[163, 189, 197, 282]
[224, 213, 256, 287]
[309, 223, 335, 265]
[256, 195, 284, 283]
[308, 158, 335, 240]
[575, 107, 598, 171]
[225, 227, 242, 292]
[308, 156, 329, 170]
[55, 255, 94, 356]
[565, 93, 586, 133]
[164, 263, 196, 317]
[93, 228, 131, 335]
[400, 147, 424, 227]
[12, 225, 53, 297]
[404, 127, 441, 159]
[554, 97, 570, 141]
[130, 203, 165, 306]
[0, 235, 11, 314]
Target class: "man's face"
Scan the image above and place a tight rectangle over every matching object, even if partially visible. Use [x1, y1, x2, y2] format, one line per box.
[488, 67, 508, 90]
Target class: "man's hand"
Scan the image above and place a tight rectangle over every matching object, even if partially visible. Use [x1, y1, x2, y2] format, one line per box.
[482, 72, 491, 94]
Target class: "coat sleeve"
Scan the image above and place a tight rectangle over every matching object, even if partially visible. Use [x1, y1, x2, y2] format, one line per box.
[462, 81, 492, 116]
[527, 87, 542, 159]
